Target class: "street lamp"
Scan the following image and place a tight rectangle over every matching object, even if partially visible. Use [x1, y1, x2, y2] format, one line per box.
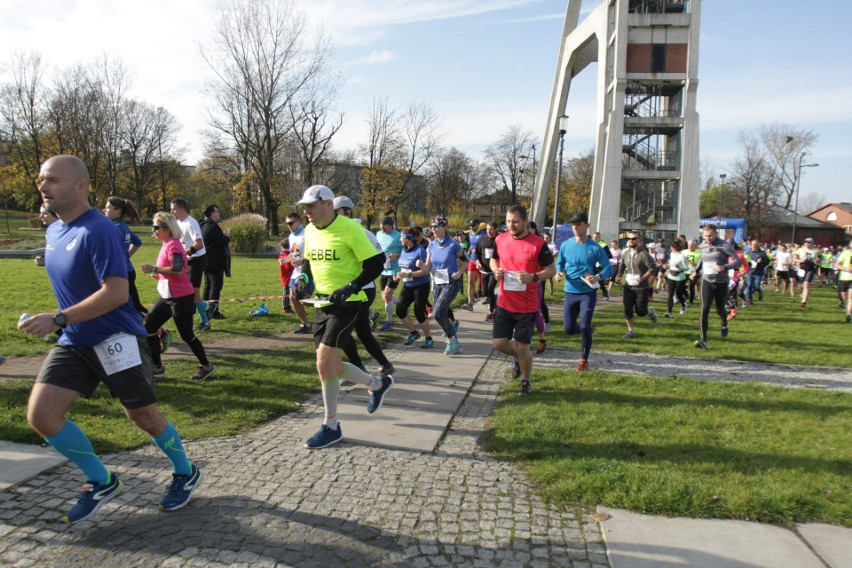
[552, 114, 569, 232]
[791, 157, 819, 244]
[718, 173, 726, 221]
[520, 144, 537, 201]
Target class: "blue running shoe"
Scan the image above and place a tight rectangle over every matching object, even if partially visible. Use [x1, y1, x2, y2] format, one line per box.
[64, 472, 123, 524]
[452, 320, 460, 336]
[693, 339, 707, 349]
[519, 379, 532, 396]
[367, 375, 394, 414]
[420, 338, 435, 349]
[511, 357, 521, 379]
[721, 325, 729, 338]
[159, 463, 203, 511]
[403, 331, 421, 346]
[305, 424, 343, 449]
[444, 337, 463, 355]
[379, 322, 393, 332]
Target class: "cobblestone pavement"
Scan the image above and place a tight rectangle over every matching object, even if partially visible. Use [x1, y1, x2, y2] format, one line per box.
[0, 355, 609, 568]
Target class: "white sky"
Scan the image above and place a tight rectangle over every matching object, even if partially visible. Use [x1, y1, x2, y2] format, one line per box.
[0, 0, 849, 204]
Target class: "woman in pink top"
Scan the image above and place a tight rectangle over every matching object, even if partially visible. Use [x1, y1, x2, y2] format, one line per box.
[141, 212, 214, 381]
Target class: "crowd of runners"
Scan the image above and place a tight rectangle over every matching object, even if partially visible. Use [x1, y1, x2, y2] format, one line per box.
[11, 153, 852, 526]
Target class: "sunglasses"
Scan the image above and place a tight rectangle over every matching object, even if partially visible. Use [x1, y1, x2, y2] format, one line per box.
[152, 226, 167, 231]
[286, 221, 297, 226]
[431, 224, 443, 229]
[627, 237, 638, 241]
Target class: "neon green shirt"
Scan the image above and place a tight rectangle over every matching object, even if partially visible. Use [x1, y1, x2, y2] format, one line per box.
[838, 250, 852, 282]
[304, 215, 383, 301]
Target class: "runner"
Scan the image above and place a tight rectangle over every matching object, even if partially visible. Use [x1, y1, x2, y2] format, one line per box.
[297, 185, 393, 449]
[614, 230, 658, 338]
[424, 214, 467, 355]
[554, 212, 613, 371]
[490, 205, 555, 395]
[744, 238, 769, 305]
[684, 239, 701, 306]
[689, 224, 741, 349]
[394, 226, 434, 349]
[285, 212, 313, 334]
[169, 198, 209, 332]
[376, 216, 402, 331]
[462, 219, 486, 310]
[476, 222, 499, 321]
[773, 243, 792, 294]
[19, 155, 202, 523]
[793, 238, 820, 308]
[664, 239, 689, 317]
[837, 243, 852, 322]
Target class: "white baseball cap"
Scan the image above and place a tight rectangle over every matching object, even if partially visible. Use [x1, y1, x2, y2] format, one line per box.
[333, 195, 355, 210]
[297, 185, 335, 204]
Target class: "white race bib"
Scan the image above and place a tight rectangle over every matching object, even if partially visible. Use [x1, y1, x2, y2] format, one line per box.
[625, 273, 640, 286]
[94, 333, 142, 376]
[797, 268, 805, 278]
[504, 271, 526, 292]
[433, 268, 450, 285]
[156, 278, 171, 299]
[483, 247, 494, 260]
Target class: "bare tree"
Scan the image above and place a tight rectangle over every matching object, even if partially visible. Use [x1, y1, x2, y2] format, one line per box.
[484, 125, 535, 205]
[730, 132, 780, 239]
[427, 147, 476, 212]
[202, 0, 331, 234]
[89, 55, 134, 196]
[121, 101, 181, 211]
[288, 74, 343, 188]
[798, 192, 827, 215]
[759, 123, 818, 210]
[0, 51, 52, 210]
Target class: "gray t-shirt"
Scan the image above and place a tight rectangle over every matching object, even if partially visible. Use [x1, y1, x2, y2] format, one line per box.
[696, 238, 741, 283]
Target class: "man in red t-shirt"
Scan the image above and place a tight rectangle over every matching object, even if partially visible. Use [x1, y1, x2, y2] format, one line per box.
[490, 205, 556, 396]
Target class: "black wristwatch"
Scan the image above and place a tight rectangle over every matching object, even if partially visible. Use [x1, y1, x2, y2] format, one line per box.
[52, 312, 68, 329]
[532, 273, 540, 283]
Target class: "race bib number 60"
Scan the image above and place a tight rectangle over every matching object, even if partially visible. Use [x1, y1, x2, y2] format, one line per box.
[94, 333, 142, 375]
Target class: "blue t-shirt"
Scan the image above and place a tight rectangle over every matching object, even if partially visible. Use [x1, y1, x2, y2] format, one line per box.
[376, 229, 403, 275]
[113, 220, 142, 273]
[45, 209, 147, 348]
[556, 237, 614, 294]
[397, 245, 430, 288]
[468, 230, 485, 261]
[427, 236, 463, 276]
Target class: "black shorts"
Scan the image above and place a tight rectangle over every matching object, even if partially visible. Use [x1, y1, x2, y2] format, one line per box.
[380, 276, 399, 290]
[491, 306, 537, 345]
[839, 280, 851, 293]
[188, 256, 207, 289]
[801, 269, 817, 283]
[313, 301, 361, 349]
[776, 270, 789, 282]
[35, 337, 157, 409]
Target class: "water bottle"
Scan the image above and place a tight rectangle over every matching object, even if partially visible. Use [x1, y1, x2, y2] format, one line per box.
[19, 313, 53, 341]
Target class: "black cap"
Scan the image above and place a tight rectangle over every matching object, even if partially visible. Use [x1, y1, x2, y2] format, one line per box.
[381, 216, 394, 226]
[568, 212, 589, 224]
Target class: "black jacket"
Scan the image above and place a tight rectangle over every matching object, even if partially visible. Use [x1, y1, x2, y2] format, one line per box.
[200, 218, 231, 272]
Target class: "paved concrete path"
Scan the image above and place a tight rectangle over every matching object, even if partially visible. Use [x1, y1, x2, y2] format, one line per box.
[1, 306, 849, 567]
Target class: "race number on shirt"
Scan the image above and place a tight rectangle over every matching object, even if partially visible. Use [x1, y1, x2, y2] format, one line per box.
[504, 271, 526, 291]
[433, 268, 450, 284]
[483, 247, 494, 260]
[157, 278, 172, 299]
[94, 333, 142, 375]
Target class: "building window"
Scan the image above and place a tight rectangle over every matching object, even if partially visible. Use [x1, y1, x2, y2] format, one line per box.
[826, 212, 837, 221]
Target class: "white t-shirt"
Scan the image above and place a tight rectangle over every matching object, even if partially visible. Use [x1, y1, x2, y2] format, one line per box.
[289, 226, 305, 280]
[775, 251, 792, 271]
[177, 215, 205, 258]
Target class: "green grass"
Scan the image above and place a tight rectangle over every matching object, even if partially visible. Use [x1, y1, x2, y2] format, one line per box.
[541, 283, 852, 368]
[486, 370, 852, 526]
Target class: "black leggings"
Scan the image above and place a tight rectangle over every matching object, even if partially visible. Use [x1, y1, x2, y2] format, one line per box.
[128, 270, 148, 314]
[341, 287, 390, 369]
[482, 272, 497, 313]
[666, 279, 687, 312]
[396, 282, 431, 323]
[203, 269, 225, 314]
[145, 294, 210, 367]
[539, 281, 550, 324]
[699, 280, 728, 341]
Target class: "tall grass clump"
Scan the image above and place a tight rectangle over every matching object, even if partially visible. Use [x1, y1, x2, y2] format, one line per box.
[223, 213, 268, 253]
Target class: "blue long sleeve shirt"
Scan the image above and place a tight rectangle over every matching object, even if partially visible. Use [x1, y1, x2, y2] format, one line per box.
[556, 237, 614, 293]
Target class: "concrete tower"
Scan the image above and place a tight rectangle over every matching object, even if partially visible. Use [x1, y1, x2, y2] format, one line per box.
[530, 0, 701, 241]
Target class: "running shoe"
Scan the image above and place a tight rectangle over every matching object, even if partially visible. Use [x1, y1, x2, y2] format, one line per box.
[305, 424, 343, 449]
[191, 365, 215, 381]
[576, 358, 589, 372]
[444, 337, 463, 355]
[693, 339, 707, 349]
[484, 312, 494, 322]
[603, 292, 610, 301]
[543, 323, 551, 332]
[369, 312, 379, 330]
[721, 325, 729, 338]
[420, 338, 435, 349]
[367, 375, 394, 414]
[800, 302, 806, 308]
[403, 331, 421, 346]
[758, 292, 763, 301]
[379, 321, 394, 332]
[379, 363, 396, 376]
[664, 312, 673, 318]
[511, 357, 521, 379]
[293, 325, 312, 334]
[648, 307, 658, 325]
[623, 330, 636, 339]
[519, 379, 532, 396]
[195, 322, 212, 332]
[64, 472, 122, 524]
[282, 306, 293, 313]
[160, 329, 173, 353]
[152, 365, 166, 379]
[535, 338, 547, 355]
[460, 302, 474, 311]
[211, 311, 226, 320]
[452, 320, 460, 336]
[159, 464, 203, 511]
[741, 301, 748, 308]
[679, 306, 687, 315]
[846, 313, 851, 323]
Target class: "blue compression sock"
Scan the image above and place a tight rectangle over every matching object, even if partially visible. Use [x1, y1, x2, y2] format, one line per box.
[152, 422, 192, 476]
[45, 419, 110, 485]
[196, 301, 209, 324]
